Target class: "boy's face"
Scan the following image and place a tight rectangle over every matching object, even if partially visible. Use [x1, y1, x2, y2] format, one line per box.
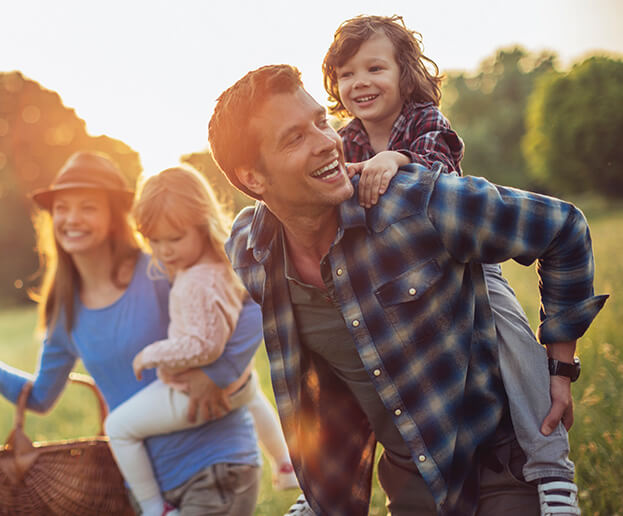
[238, 87, 353, 219]
[336, 32, 403, 130]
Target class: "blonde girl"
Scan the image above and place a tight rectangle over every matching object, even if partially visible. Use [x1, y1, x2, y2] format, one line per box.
[105, 165, 296, 516]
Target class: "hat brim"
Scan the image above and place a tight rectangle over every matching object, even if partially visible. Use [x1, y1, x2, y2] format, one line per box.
[30, 182, 135, 211]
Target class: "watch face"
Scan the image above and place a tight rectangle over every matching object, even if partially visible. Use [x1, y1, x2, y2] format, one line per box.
[548, 357, 581, 382]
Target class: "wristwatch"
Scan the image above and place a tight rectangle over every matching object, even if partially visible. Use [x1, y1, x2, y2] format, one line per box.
[548, 357, 581, 382]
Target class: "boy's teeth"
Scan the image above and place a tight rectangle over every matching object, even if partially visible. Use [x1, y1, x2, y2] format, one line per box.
[312, 159, 339, 177]
[356, 95, 377, 102]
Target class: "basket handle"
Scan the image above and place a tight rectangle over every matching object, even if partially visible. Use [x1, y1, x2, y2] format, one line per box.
[12, 372, 108, 440]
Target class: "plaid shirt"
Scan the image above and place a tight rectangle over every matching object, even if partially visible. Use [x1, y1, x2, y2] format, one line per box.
[226, 165, 607, 515]
[339, 102, 464, 174]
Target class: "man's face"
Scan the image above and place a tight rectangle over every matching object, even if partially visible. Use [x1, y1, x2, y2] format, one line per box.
[245, 87, 353, 217]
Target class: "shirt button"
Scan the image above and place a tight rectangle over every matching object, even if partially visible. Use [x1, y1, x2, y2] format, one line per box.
[373, 369, 381, 377]
[408, 287, 416, 296]
[394, 408, 402, 416]
[352, 320, 360, 327]
[418, 454, 426, 463]
[336, 268, 343, 276]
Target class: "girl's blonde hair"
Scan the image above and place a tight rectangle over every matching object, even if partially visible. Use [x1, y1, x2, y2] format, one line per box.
[32, 193, 141, 333]
[133, 165, 246, 297]
[322, 14, 443, 119]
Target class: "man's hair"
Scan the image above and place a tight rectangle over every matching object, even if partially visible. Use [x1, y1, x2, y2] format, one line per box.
[322, 15, 443, 119]
[208, 64, 303, 200]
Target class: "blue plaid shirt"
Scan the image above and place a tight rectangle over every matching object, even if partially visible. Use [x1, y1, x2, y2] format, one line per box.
[226, 164, 607, 515]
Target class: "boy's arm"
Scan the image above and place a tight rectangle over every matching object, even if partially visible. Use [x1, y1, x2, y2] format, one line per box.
[395, 105, 464, 174]
[348, 151, 409, 207]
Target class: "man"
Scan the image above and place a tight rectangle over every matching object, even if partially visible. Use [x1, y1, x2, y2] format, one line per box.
[207, 65, 606, 515]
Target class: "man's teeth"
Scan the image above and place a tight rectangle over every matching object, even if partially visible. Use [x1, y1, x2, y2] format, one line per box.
[312, 160, 339, 178]
[355, 95, 377, 103]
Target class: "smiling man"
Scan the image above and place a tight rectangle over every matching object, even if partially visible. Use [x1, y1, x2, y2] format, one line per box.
[207, 65, 606, 516]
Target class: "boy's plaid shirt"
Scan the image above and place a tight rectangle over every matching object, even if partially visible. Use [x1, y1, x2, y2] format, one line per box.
[339, 102, 464, 173]
[226, 165, 607, 515]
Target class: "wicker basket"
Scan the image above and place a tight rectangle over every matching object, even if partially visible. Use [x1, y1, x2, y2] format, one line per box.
[0, 373, 135, 515]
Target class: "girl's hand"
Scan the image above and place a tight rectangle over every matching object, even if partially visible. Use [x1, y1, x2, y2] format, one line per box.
[132, 351, 146, 380]
[347, 151, 409, 207]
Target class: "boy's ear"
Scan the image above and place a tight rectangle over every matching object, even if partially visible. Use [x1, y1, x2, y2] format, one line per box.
[234, 166, 266, 197]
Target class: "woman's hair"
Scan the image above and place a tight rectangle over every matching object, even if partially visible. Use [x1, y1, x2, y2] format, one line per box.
[32, 193, 141, 333]
[322, 14, 443, 119]
[133, 165, 246, 296]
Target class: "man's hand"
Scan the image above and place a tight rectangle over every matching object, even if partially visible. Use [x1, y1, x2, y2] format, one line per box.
[159, 366, 231, 423]
[541, 340, 577, 435]
[347, 151, 409, 208]
[541, 375, 573, 435]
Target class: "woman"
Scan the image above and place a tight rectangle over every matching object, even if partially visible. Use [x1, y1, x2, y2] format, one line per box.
[0, 151, 261, 516]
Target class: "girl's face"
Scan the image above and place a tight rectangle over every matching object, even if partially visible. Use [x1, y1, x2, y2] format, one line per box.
[52, 188, 112, 257]
[336, 32, 403, 130]
[147, 217, 206, 275]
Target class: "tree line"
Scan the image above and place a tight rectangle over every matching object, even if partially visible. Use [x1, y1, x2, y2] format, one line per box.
[0, 47, 622, 305]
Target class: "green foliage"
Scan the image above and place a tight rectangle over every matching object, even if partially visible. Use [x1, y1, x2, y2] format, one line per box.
[523, 56, 623, 197]
[442, 47, 557, 189]
[0, 72, 142, 306]
[181, 149, 254, 215]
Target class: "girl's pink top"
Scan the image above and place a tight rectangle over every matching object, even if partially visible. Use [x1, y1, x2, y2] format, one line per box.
[139, 262, 243, 369]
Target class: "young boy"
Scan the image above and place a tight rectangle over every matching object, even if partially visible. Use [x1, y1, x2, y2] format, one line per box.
[321, 15, 581, 516]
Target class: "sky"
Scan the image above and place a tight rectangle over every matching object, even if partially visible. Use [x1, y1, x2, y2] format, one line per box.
[2, 0, 622, 174]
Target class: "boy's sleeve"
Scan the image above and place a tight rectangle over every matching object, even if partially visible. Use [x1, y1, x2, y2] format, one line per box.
[426, 170, 608, 343]
[397, 105, 464, 174]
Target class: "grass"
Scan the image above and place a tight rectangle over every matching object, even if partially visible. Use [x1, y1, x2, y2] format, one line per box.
[0, 204, 621, 515]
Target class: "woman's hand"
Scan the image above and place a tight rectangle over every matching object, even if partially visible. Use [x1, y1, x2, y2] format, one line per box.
[159, 366, 231, 423]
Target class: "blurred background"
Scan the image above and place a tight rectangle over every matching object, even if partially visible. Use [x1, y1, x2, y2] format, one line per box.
[1, 1, 622, 514]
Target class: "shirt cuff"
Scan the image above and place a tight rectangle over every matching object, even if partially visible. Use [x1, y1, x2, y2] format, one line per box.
[537, 294, 608, 344]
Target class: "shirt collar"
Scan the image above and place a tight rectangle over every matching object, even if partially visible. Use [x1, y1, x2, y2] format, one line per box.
[246, 188, 368, 262]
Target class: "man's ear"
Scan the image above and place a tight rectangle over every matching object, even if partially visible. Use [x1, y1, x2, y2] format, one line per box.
[234, 166, 266, 197]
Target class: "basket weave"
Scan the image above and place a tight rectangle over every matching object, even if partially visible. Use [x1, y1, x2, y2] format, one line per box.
[0, 373, 135, 515]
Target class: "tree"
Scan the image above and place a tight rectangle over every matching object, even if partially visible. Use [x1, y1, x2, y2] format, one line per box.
[442, 47, 557, 189]
[181, 150, 254, 215]
[522, 56, 623, 197]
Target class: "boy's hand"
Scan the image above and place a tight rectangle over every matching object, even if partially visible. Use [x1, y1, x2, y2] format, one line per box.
[347, 151, 409, 207]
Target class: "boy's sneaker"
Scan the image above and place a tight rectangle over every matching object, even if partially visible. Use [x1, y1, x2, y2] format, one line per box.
[274, 462, 299, 491]
[285, 494, 315, 515]
[537, 479, 581, 515]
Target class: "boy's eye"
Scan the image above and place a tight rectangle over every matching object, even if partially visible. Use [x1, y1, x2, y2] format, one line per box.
[338, 71, 352, 80]
[369, 66, 383, 72]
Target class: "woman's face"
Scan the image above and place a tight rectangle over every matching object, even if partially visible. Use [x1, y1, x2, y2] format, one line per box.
[52, 188, 112, 257]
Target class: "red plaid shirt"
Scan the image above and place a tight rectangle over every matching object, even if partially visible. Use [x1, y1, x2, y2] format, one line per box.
[339, 101, 464, 174]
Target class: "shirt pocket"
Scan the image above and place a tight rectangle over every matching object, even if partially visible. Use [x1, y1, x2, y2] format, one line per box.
[374, 258, 445, 348]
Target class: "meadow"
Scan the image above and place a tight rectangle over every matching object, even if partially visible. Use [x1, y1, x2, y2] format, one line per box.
[0, 203, 620, 515]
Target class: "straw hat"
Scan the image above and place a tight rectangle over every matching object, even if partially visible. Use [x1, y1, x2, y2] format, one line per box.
[30, 151, 135, 211]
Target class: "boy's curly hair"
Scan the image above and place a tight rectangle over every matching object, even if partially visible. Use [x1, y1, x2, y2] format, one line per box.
[322, 15, 443, 119]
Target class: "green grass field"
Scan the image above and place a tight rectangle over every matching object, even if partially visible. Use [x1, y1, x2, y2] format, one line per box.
[0, 205, 621, 515]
